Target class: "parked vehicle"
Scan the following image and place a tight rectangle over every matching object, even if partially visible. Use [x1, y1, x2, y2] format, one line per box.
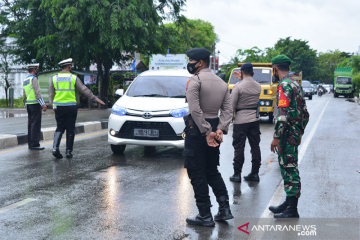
[108, 70, 191, 154]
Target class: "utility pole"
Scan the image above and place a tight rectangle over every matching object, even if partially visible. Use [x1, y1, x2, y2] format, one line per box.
[213, 42, 216, 73]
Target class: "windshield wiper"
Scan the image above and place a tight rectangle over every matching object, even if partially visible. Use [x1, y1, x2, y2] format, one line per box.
[133, 94, 169, 97]
[257, 81, 270, 83]
[169, 95, 186, 98]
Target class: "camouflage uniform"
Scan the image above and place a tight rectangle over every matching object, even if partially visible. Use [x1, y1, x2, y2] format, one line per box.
[274, 74, 310, 198]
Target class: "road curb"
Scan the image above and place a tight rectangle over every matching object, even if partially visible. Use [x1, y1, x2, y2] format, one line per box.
[0, 120, 108, 150]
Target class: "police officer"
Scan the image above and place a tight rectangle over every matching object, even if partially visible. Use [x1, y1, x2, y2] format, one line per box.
[49, 58, 105, 159]
[183, 48, 233, 227]
[269, 55, 310, 218]
[23, 63, 47, 150]
[230, 63, 262, 182]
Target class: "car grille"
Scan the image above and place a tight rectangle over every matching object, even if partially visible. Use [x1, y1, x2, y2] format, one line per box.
[116, 121, 182, 140]
[338, 88, 350, 90]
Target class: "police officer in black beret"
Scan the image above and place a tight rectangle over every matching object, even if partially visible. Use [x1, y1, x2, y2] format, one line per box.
[183, 48, 234, 227]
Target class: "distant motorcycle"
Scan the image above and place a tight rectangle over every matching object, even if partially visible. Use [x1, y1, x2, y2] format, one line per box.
[318, 89, 323, 97]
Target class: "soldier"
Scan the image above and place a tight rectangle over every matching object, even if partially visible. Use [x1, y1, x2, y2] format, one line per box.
[269, 55, 310, 218]
[49, 58, 105, 159]
[230, 63, 262, 182]
[23, 63, 47, 150]
[183, 48, 233, 227]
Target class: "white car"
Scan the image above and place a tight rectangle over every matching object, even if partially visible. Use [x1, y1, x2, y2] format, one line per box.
[108, 69, 191, 154]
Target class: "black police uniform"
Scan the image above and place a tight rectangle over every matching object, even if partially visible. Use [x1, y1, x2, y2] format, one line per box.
[184, 48, 234, 227]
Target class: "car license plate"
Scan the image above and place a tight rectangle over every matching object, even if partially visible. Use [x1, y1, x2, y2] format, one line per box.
[262, 108, 267, 111]
[134, 129, 159, 138]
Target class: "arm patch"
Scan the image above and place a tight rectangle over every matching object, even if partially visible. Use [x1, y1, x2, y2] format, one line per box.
[278, 85, 290, 107]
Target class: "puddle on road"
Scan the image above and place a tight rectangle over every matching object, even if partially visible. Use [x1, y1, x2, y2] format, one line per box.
[0, 111, 28, 118]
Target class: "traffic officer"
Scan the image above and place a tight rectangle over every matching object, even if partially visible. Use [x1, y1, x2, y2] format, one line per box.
[49, 58, 105, 159]
[183, 48, 233, 227]
[23, 63, 47, 150]
[230, 63, 262, 182]
[269, 55, 310, 218]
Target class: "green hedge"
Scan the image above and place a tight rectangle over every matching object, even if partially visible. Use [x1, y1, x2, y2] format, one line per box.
[0, 98, 25, 108]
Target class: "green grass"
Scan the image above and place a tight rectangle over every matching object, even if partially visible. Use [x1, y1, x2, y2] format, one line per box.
[0, 98, 25, 108]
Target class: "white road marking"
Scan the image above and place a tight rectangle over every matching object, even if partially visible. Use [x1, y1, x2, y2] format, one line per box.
[0, 198, 37, 214]
[248, 98, 331, 240]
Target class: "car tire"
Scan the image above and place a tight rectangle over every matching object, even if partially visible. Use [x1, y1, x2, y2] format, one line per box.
[268, 112, 274, 123]
[334, 93, 337, 98]
[111, 144, 126, 154]
[309, 96, 312, 100]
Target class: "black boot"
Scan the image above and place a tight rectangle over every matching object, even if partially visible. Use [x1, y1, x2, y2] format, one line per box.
[186, 206, 215, 227]
[244, 166, 260, 181]
[274, 196, 299, 218]
[214, 196, 234, 221]
[230, 168, 242, 182]
[52, 132, 63, 159]
[269, 197, 288, 213]
[66, 133, 75, 158]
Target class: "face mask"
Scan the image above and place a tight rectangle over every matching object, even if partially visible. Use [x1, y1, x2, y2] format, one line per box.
[34, 69, 39, 76]
[187, 61, 199, 74]
[240, 72, 244, 80]
[272, 68, 280, 83]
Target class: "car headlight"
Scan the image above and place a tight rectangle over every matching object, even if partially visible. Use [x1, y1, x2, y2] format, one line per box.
[111, 105, 127, 116]
[260, 101, 265, 106]
[265, 101, 270, 106]
[171, 107, 188, 118]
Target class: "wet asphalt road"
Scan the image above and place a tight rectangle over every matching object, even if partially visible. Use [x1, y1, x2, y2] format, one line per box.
[0, 109, 111, 135]
[0, 93, 359, 240]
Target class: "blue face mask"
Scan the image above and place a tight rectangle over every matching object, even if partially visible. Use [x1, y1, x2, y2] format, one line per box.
[187, 61, 199, 74]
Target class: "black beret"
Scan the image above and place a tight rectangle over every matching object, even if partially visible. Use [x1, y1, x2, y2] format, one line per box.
[240, 62, 253, 71]
[186, 48, 211, 61]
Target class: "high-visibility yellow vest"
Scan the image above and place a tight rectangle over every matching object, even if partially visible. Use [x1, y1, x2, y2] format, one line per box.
[52, 73, 77, 106]
[23, 75, 38, 104]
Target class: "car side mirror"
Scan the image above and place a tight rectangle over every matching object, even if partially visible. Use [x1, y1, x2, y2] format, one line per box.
[115, 89, 124, 96]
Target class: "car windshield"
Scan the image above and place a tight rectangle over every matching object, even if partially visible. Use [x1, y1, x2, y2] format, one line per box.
[302, 81, 312, 88]
[336, 77, 352, 84]
[126, 76, 189, 98]
[229, 68, 272, 84]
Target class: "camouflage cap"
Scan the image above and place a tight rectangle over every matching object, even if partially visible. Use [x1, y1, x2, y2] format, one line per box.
[271, 55, 292, 65]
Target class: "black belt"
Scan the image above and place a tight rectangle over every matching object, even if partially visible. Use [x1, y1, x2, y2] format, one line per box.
[236, 107, 257, 112]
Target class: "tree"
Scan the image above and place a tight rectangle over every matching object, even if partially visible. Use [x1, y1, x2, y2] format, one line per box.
[2, 0, 186, 99]
[0, 38, 14, 106]
[266, 37, 318, 80]
[164, 19, 218, 53]
[349, 56, 360, 93]
[317, 50, 348, 83]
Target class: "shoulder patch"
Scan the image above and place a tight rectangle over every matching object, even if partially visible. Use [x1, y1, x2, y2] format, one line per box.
[186, 78, 191, 91]
[278, 85, 290, 107]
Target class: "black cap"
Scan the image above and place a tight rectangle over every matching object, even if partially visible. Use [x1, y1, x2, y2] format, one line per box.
[186, 48, 211, 61]
[240, 62, 253, 71]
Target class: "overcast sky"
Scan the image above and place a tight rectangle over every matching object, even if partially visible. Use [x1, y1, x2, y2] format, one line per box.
[183, 0, 360, 64]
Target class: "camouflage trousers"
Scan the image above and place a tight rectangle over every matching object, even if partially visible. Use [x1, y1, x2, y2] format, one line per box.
[278, 136, 301, 198]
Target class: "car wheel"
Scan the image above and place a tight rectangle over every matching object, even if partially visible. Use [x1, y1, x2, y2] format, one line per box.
[334, 93, 337, 98]
[309, 96, 312, 100]
[111, 144, 126, 154]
